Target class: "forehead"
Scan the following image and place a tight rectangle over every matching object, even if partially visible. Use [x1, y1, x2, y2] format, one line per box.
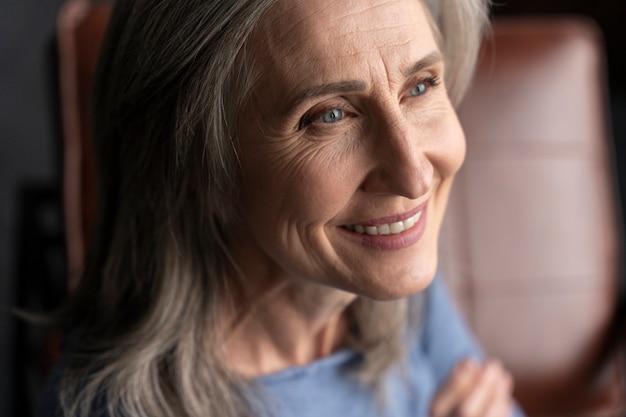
[250, 0, 439, 93]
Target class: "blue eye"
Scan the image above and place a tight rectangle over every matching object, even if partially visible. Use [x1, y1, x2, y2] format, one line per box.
[298, 107, 347, 130]
[320, 108, 344, 123]
[409, 82, 428, 97]
[407, 76, 440, 98]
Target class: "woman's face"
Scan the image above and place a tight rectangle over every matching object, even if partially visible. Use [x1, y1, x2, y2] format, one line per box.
[233, 0, 465, 300]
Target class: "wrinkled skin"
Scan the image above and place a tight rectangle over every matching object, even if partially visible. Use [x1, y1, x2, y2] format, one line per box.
[226, 0, 514, 415]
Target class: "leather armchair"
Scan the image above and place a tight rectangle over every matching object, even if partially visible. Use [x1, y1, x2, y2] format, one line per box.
[57, 0, 111, 291]
[441, 17, 626, 416]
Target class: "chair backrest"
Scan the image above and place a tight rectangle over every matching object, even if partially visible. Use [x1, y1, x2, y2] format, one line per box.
[56, 2, 625, 415]
[441, 17, 625, 416]
[57, 0, 111, 290]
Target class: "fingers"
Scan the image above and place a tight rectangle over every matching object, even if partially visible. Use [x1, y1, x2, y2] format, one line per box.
[484, 395, 514, 417]
[460, 360, 513, 417]
[430, 358, 515, 417]
[431, 359, 479, 417]
[485, 363, 514, 417]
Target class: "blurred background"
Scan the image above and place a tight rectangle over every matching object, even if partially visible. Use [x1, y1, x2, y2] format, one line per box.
[2, 0, 68, 416]
[1, 0, 625, 416]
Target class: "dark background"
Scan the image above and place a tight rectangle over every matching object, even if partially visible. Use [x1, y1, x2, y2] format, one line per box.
[1, 1, 625, 416]
[1, 0, 67, 416]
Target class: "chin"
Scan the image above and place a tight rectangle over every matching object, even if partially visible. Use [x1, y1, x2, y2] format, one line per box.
[349, 257, 438, 301]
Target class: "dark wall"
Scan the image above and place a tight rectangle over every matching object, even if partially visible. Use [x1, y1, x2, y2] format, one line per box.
[0, 0, 66, 416]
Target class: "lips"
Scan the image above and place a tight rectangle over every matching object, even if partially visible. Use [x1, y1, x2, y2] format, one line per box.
[339, 202, 429, 250]
[343, 211, 422, 236]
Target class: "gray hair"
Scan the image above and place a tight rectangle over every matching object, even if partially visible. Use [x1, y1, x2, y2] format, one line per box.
[59, 0, 489, 416]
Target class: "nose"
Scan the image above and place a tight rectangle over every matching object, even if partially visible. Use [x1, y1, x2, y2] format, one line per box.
[360, 115, 433, 199]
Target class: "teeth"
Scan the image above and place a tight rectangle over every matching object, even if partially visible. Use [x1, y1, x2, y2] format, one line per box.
[389, 221, 404, 234]
[347, 211, 422, 236]
[365, 226, 378, 236]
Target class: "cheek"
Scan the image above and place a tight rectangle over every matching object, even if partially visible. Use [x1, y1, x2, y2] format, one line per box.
[431, 114, 465, 233]
[430, 109, 466, 180]
[239, 138, 359, 230]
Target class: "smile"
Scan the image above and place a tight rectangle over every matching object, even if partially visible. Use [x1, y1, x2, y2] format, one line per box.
[343, 211, 422, 236]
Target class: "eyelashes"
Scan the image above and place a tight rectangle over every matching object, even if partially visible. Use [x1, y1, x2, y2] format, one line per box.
[297, 75, 442, 131]
[406, 75, 440, 97]
[298, 106, 350, 130]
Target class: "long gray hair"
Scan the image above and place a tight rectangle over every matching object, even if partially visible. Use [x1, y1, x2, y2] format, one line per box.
[59, 0, 489, 416]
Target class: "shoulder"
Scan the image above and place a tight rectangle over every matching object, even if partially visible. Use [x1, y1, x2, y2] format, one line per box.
[35, 333, 112, 417]
[36, 335, 72, 417]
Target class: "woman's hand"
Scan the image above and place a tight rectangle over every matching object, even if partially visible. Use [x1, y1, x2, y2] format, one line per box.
[430, 358, 514, 417]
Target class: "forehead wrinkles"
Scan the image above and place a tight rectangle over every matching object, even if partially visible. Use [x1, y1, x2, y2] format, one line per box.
[258, 0, 423, 60]
[244, 0, 438, 111]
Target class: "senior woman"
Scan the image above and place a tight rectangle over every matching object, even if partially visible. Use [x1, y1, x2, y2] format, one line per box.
[38, 0, 526, 416]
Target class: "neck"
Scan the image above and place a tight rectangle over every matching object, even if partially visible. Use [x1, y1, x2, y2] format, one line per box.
[223, 277, 357, 378]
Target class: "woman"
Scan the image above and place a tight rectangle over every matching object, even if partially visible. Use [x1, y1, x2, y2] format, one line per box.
[39, 0, 525, 416]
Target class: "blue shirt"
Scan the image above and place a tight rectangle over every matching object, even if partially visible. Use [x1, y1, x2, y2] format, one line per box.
[37, 276, 526, 417]
[252, 276, 525, 417]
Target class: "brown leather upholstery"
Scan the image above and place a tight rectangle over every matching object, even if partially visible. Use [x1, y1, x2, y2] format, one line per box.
[441, 18, 625, 416]
[57, 2, 625, 415]
[57, 0, 111, 291]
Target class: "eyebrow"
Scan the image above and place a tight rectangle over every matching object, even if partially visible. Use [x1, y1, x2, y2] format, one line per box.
[403, 51, 443, 77]
[287, 80, 367, 112]
[285, 50, 443, 112]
